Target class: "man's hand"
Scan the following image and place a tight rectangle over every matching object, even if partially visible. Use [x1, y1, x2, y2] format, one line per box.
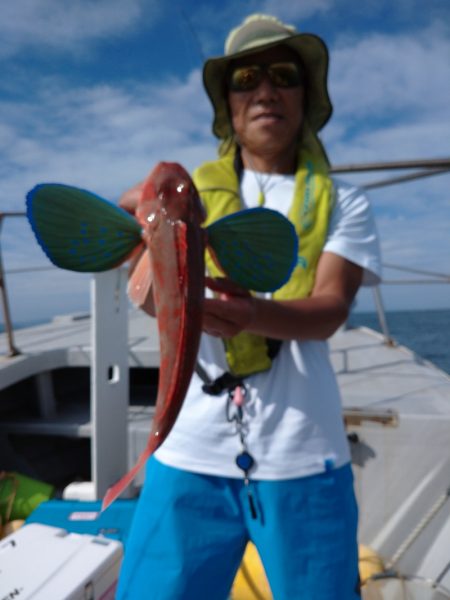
[203, 253, 363, 342]
[119, 180, 145, 214]
[203, 277, 255, 338]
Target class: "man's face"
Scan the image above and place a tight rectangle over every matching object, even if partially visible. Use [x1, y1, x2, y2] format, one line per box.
[227, 46, 305, 162]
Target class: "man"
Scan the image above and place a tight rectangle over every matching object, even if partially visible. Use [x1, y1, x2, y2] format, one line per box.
[117, 13, 381, 600]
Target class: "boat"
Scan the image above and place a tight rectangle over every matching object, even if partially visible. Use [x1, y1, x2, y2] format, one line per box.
[1, 158, 450, 599]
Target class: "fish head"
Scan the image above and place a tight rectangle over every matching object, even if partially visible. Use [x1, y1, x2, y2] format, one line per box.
[137, 162, 206, 229]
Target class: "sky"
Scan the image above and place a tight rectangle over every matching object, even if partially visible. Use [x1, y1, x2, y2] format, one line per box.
[1, 0, 449, 328]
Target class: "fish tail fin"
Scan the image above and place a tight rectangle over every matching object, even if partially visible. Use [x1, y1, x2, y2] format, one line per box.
[101, 436, 158, 511]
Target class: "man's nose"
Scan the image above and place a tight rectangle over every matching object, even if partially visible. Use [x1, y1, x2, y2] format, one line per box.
[253, 73, 279, 99]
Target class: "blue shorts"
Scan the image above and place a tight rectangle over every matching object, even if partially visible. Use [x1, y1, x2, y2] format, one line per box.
[116, 458, 360, 600]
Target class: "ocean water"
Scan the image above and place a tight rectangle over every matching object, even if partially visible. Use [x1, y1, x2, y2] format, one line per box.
[349, 308, 450, 375]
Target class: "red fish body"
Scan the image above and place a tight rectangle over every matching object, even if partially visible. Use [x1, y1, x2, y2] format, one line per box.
[102, 162, 206, 509]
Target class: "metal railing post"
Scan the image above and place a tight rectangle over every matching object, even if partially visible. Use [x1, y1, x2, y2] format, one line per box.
[373, 285, 395, 346]
[0, 214, 20, 357]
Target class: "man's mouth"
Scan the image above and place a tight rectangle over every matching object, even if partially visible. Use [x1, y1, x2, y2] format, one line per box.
[253, 112, 282, 122]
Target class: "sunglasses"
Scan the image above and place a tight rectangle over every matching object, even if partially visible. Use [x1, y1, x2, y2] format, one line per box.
[228, 62, 304, 92]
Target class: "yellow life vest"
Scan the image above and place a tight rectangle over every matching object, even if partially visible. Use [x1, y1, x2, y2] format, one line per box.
[193, 147, 334, 377]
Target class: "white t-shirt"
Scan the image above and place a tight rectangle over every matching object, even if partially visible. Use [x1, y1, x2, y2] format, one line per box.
[155, 170, 381, 479]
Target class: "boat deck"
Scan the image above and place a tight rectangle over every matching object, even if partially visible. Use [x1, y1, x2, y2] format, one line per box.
[2, 310, 450, 584]
[1, 309, 449, 460]
[1, 309, 449, 415]
[0, 310, 158, 438]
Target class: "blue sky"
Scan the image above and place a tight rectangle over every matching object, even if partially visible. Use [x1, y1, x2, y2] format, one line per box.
[1, 0, 449, 327]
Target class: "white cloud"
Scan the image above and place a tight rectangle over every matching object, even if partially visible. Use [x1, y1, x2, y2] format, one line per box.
[0, 0, 155, 58]
[329, 22, 450, 125]
[259, 0, 333, 21]
[0, 67, 218, 324]
[0, 70, 215, 212]
[325, 120, 450, 166]
[319, 20, 450, 307]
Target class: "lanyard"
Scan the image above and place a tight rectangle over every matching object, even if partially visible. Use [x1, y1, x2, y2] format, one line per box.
[195, 363, 258, 519]
[226, 383, 258, 519]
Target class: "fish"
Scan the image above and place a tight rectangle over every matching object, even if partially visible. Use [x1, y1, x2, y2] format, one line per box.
[102, 162, 206, 509]
[26, 161, 299, 509]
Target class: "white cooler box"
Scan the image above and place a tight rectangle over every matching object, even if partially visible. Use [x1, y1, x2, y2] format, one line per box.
[0, 523, 123, 599]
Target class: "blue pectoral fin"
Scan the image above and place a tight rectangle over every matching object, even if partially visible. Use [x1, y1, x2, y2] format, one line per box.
[26, 183, 143, 272]
[206, 207, 298, 292]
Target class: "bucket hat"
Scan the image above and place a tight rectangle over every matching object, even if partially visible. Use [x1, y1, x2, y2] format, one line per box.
[203, 14, 333, 142]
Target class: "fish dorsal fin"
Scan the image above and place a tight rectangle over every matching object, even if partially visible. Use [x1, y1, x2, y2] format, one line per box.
[26, 183, 142, 272]
[206, 207, 298, 292]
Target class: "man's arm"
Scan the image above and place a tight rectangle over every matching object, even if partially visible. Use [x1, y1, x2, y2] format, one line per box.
[202, 251, 363, 341]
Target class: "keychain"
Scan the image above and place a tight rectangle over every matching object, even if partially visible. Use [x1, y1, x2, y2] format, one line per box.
[227, 384, 258, 519]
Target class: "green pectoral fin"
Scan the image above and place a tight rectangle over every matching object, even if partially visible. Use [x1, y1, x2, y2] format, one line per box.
[26, 183, 143, 272]
[206, 207, 298, 292]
